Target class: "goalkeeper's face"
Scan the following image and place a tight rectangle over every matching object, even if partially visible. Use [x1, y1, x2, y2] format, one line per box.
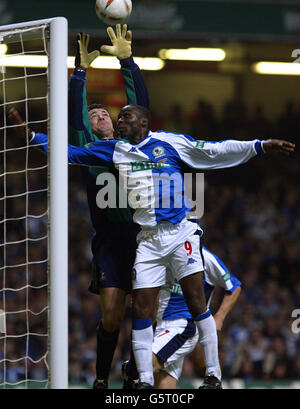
[89, 108, 114, 139]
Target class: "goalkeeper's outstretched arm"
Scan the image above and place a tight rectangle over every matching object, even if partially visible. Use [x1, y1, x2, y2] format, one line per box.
[68, 32, 97, 146]
[69, 24, 149, 148]
[100, 24, 150, 109]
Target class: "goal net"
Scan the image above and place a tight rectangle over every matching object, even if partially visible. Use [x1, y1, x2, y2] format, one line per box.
[0, 18, 68, 389]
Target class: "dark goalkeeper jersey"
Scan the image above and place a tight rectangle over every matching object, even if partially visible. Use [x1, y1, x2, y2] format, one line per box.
[68, 57, 149, 236]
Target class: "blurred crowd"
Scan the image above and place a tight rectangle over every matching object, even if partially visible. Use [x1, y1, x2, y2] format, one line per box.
[0, 98, 300, 387]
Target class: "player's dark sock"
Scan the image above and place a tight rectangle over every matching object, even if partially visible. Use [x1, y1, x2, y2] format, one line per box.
[96, 321, 120, 380]
[126, 346, 139, 379]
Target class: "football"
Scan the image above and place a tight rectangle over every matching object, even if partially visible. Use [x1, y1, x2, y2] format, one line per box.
[95, 0, 132, 25]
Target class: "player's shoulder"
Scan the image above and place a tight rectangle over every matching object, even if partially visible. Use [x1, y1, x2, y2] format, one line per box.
[150, 130, 195, 141]
[86, 139, 119, 148]
[203, 246, 230, 276]
[149, 130, 196, 150]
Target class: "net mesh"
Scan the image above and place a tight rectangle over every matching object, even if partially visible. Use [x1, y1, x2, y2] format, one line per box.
[0, 23, 50, 389]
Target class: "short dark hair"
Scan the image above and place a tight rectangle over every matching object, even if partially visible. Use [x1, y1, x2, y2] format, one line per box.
[130, 104, 151, 128]
[88, 103, 107, 112]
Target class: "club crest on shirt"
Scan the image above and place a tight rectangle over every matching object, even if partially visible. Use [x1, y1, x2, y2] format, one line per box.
[152, 146, 165, 159]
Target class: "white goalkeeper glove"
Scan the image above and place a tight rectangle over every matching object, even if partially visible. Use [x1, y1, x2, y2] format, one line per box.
[100, 24, 132, 60]
[75, 32, 100, 70]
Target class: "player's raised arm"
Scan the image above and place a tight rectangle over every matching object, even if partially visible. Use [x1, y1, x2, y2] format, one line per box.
[68, 32, 100, 146]
[166, 134, 295, 170]
[101, 24, 150, 108]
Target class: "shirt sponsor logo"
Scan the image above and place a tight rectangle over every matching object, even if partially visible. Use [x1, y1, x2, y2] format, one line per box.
[131, 161, 171, 172]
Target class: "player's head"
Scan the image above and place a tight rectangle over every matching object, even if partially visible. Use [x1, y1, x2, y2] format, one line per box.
[88, 103, 114, 140]
[117, 104, 151, 143]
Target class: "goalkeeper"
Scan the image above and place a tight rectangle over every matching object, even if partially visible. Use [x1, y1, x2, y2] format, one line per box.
[68, 24, 149, 389]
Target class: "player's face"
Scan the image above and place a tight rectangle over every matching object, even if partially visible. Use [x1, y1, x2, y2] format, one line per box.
[89, 108, 114, 139]
[117, 106, 146, 143]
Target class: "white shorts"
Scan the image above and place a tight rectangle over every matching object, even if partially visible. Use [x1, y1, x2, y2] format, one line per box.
[152, 319, 199, 381]
[132, 219, 204, 290]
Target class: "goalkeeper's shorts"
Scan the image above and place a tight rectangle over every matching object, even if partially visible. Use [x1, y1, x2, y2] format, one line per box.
[88, 224, 139, 295]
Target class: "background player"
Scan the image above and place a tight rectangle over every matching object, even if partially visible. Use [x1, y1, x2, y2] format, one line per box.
[29, 104, 295, 388]
[152, 244, 241, 389]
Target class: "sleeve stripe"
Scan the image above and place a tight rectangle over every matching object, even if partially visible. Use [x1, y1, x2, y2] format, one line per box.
[254, 140, 264, 156]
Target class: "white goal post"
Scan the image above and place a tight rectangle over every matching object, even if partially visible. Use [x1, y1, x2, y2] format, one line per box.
[0, 17, 68, 389]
